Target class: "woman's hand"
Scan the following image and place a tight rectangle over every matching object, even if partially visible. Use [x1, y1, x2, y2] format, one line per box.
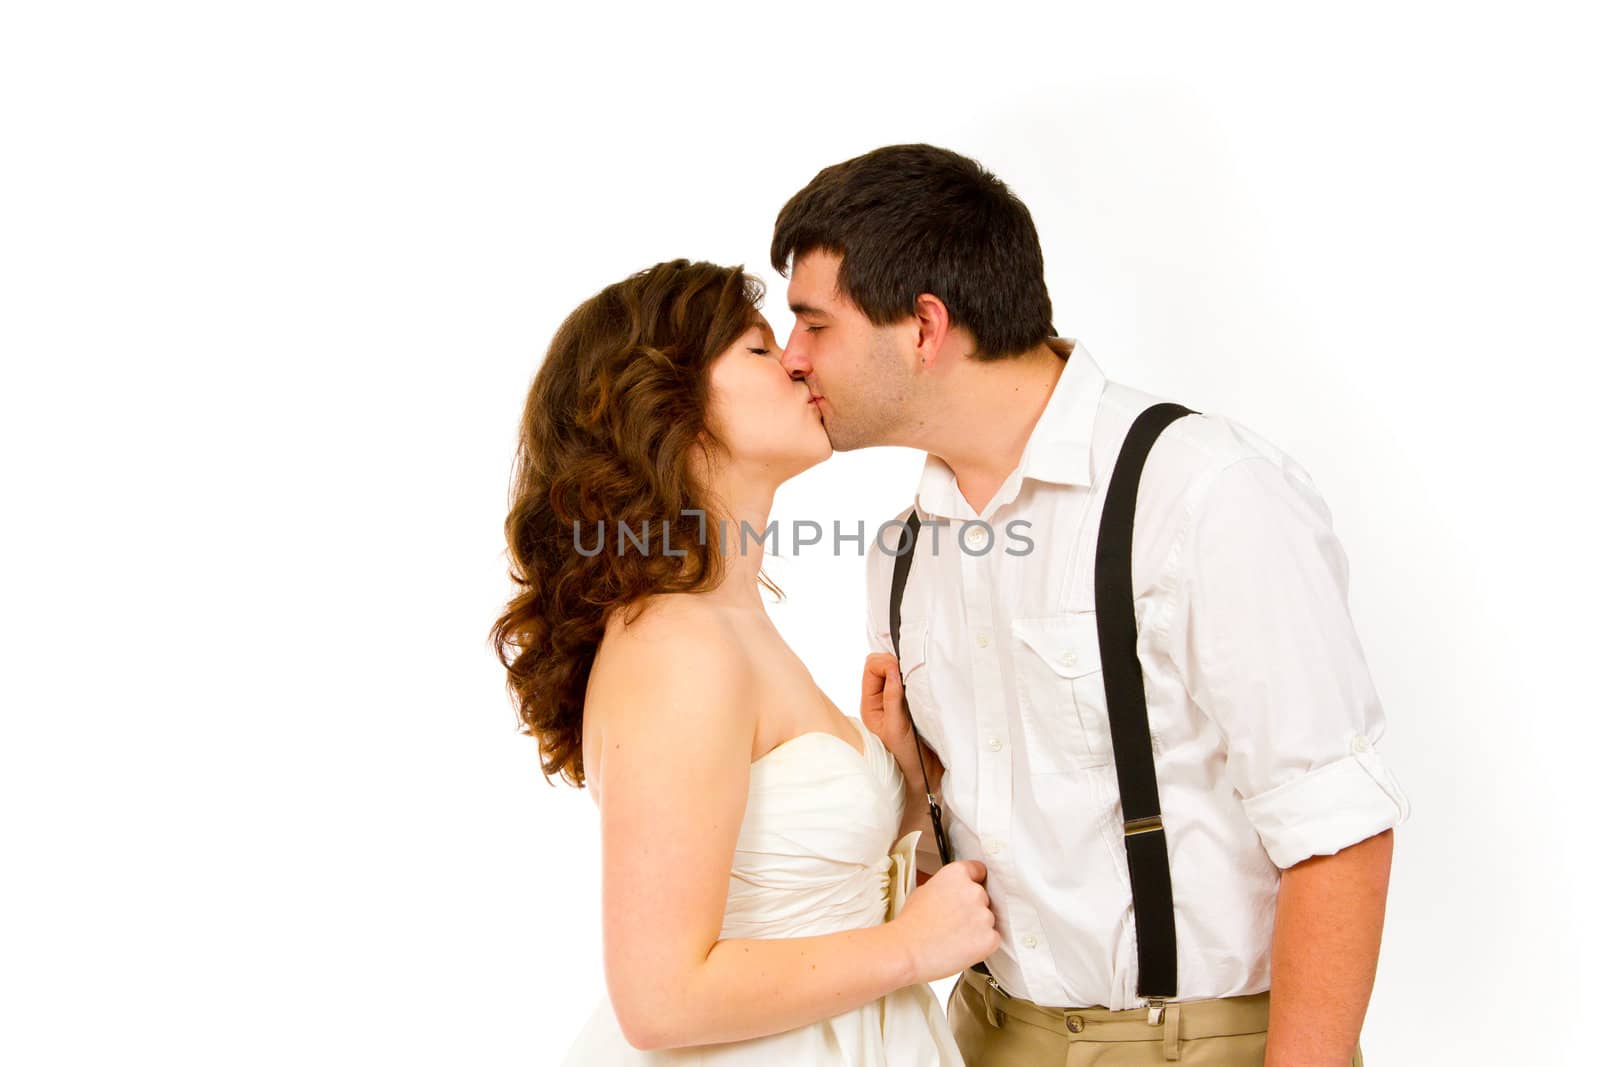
[861, 652, 944, 796]
[888, 859, 999, 983]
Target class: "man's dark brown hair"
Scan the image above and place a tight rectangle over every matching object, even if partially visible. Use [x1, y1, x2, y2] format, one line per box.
[770, 143, 1055, 361]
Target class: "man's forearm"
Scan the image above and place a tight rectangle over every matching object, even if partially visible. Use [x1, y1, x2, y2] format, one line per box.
[898, 775, 935, 838]
[1264, 828, 1394, 1066]
[893, 737, 944, 836]
[892, 748, 945, 883]
[901, 784, 944, 885]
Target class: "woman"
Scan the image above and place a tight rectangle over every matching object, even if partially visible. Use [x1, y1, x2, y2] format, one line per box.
[492, 260, 997, 1063]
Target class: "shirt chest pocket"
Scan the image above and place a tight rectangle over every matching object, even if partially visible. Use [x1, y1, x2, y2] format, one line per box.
[896, 616, 948, 763]
[1010, 612, 1113, 772]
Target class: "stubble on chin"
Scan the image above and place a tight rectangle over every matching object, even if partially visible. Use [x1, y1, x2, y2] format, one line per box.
[817, 407, 883, 452]
[833, 378, 912, 451]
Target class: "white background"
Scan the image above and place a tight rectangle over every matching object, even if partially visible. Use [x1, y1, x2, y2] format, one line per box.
[3, 2, 1595, 1064]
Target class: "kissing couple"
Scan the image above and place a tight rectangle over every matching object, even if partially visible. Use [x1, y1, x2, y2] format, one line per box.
[493, 144, 1409, 1066]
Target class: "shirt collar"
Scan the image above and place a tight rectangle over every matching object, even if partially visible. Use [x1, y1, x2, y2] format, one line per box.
[915, 338, 1106, 520]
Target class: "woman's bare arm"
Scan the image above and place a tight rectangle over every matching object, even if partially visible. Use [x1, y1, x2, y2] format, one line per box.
[592, 604, 919, 1051]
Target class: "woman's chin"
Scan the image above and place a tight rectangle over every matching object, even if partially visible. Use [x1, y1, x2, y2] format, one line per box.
[806, 424, 835, 463]
[777, 434, 834, 482]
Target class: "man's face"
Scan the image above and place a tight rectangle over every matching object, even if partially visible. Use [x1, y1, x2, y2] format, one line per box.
[779, 250, 913, 451]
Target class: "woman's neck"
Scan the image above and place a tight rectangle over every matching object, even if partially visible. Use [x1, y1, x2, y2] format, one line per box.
[697, 476, 777, 613]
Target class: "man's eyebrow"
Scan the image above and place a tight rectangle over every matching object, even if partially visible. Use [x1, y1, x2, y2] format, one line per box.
[788, 301, 831, 318]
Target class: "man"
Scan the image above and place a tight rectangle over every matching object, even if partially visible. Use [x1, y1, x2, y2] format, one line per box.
[771, 144, 1409, 1066]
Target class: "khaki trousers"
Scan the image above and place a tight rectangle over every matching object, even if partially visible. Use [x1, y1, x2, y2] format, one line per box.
[948, 967, 1364, 1065]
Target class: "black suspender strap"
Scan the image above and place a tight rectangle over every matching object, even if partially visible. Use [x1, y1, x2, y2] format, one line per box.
[888, 510, 954, 869]
[1095, 401, 1195, 1010]
[889, 509, 993, 981]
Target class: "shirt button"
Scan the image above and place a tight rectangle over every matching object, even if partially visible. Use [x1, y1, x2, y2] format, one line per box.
[985, 837, 1005, 854]
[976, 633, 990, 648]
[1022, 934, 1038, 948]
[1060, 650, 1077, 667]
[1352, 735, 1371, 753]
[964, 525, 986, 547]
[987, 737, 1003, 751]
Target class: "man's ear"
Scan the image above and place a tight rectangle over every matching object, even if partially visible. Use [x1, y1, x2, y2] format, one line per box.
[910, 292, 952, 368]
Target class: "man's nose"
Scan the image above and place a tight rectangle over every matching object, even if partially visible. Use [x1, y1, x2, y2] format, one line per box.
[780, 343, 810, 379]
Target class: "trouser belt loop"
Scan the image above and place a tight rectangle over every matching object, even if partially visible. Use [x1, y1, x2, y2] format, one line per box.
[982, 974, 1004, 1028]
[1162, 1000, 1182, 1061]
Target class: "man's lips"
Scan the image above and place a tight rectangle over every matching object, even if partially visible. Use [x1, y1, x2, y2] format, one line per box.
[807, 394, 824, 405]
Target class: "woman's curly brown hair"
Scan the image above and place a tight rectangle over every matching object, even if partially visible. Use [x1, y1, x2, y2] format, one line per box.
[491, 259, 784, 788]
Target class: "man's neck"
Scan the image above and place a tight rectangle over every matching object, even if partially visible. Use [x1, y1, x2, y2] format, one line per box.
[918, 338, 1070, 517]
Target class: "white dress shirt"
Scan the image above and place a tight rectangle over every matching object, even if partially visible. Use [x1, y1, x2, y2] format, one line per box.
[864, 339, 1411, 1011]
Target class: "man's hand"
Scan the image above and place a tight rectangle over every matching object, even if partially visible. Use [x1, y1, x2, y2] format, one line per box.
[861, 652, 944, 796]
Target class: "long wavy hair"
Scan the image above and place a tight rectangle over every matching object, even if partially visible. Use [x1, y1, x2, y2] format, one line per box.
[491, 259, 785, 788]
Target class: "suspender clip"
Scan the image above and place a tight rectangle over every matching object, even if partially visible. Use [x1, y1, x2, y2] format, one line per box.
[1145, 995, 1167, 1026]
[982, 973, 1004, 1027]
[1124, 815, 1164, 836]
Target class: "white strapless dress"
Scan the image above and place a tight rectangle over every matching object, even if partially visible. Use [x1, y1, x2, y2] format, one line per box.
[559, 715, 963, 1065]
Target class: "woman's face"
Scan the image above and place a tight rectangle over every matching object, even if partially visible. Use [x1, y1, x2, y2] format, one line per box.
[702, 316, 832, 484]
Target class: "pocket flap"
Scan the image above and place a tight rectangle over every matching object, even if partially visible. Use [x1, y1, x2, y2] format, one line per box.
[1011, 612, 1102, 679]
[894, 616, 929, 674]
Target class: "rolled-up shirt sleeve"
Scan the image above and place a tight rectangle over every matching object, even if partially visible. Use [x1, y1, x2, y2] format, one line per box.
[1159, 454, 1411, 869]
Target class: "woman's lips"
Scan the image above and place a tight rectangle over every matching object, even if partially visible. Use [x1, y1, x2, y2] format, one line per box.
[808, 394, 824, 405]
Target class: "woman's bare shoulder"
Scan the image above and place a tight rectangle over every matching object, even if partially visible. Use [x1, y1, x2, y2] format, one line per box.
[596, 594, 750, 668]
[585, 595, 757, 785]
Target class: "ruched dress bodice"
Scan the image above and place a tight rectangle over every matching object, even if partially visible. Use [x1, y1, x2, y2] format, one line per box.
[559, 716, 963, 1065]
